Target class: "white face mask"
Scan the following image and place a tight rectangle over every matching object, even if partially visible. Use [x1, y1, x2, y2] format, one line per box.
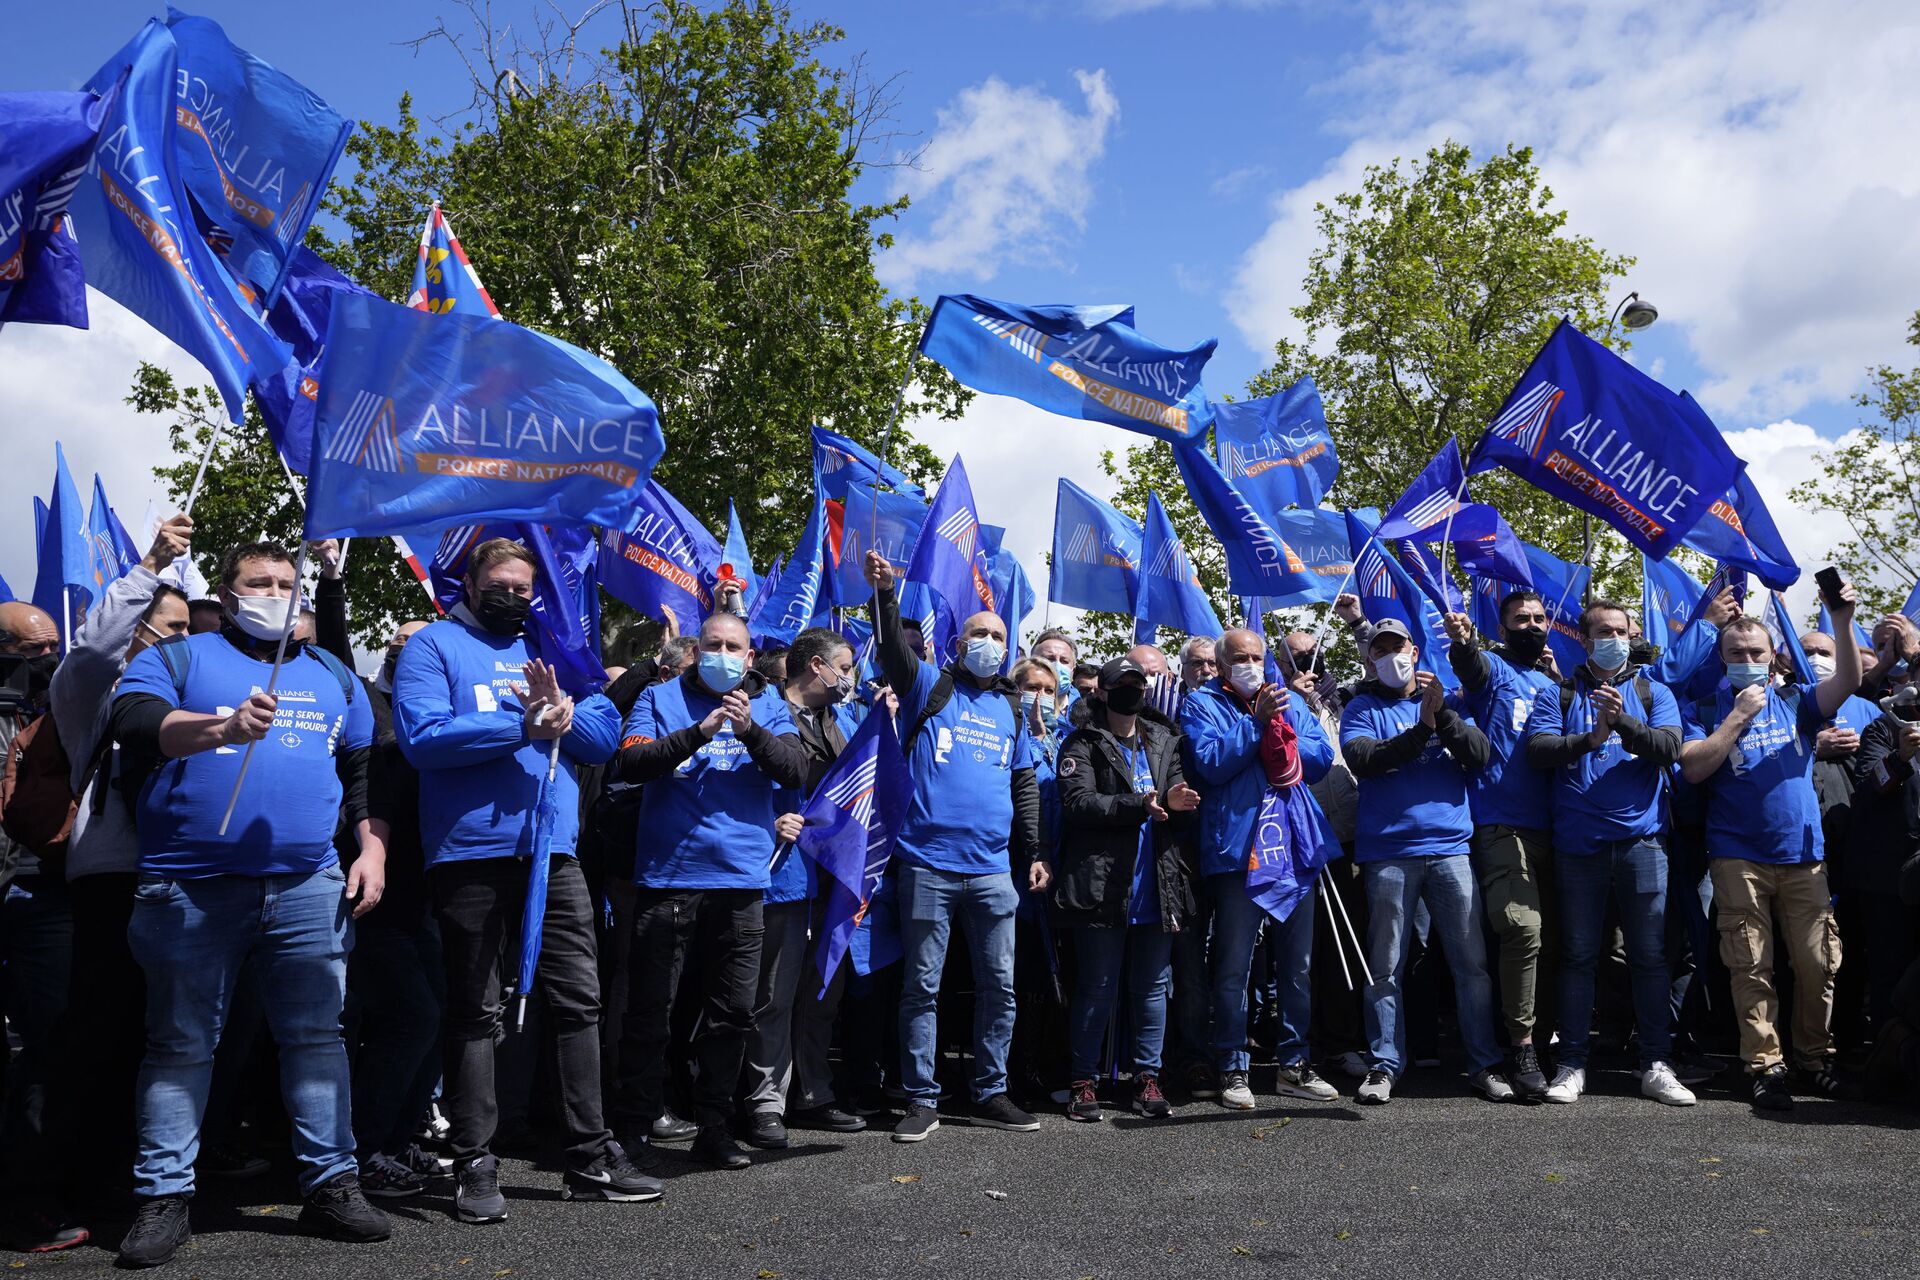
[1227, 661, 1263, 697]
[225, 591, 294, 642]
[1808, 653, 1837, 681]
[1374, 652, 1416, 687]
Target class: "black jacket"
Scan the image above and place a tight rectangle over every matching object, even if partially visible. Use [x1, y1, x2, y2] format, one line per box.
[1846, 712, 1920, 895]
[1051, 703, 1197, 932]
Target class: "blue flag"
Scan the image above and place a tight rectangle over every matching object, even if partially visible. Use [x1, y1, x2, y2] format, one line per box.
[598, 480, 723, 624]
[1514, 543, 1591, 677]
[0, 573, 12, 604]
[1394, 538, 1465, 615]
[1641, 553, 1704, 645]
[1687, 562, 1747, 626]
[1467, 320, 1746, 558]
[32, 443, 92, 639]
[1134, 491, 1222, 644]
[84, 474, 142, 602]
[1174, 443, 1322, 602]
[1377, 439, 1473, 539]
[0, 91, 103, 330]
[1213, 376, 1338, 513]
[1247, 785, 1339, 922]
[838, 482, 930, 605]
[718, 501, 757, 613]
[812, 426, 924, 503]
[1345, 508, 1453, 687]
[71, 22, 294, 420]
[163, 7, 352, 304]
[751, 490, 832, 647]
[921, 295, 1216, 446]
[1905, 582, 1920, 625]
[1765, 591, 1813, 686]
[903, 456, 996, 659]
[1678, 465, 1800, 591]
[983, 530, 1036, 671]
[799, 708, 912, 996]
[254, 246, 377, 473]
[305, 292, 664, 538]
[1047, 478, 1141, 615]
[33, 497, 48, 563]
[1818, 600, 1873, 652]
[1453, 510, 1534, 588]
[407, 203, 500, 318]
[427, 522, 606, 695]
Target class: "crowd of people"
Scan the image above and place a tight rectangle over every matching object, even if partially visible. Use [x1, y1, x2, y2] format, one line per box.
[2, 517, 1918, 1268]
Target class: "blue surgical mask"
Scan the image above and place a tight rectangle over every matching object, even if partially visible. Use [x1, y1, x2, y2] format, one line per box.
[699, 651, 746, 693]
[963, 637, 1006, 678]
[1590, 636, 1631, 672]
[1726, 662, 1772, 690]
[1022, 691, 1058, 732]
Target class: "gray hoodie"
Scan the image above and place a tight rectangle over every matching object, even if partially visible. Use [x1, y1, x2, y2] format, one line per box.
[50, 566, 167, 881]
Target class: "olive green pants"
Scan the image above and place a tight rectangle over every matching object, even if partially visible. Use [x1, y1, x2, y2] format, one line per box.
[1470, 825, 1557, 1044]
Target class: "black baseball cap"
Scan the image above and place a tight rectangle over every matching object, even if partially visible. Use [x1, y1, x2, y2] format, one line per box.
[1098, 657, 1146, 689]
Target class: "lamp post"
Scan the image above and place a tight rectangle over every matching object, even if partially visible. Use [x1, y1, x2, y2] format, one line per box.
[1582, 291, 1662, 589]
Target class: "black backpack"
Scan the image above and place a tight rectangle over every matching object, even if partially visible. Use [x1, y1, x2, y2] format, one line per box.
[902, 667, 1025, 754]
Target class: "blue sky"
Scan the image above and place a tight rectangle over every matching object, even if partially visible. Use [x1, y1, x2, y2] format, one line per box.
[5, 1, 1919, 629]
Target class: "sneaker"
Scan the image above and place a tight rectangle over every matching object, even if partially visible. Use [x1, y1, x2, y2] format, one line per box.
[1752, 1064, 1793, 1111]
[1796, 1063, 1844, 1098]
[848, 1088, 894, 1117]
[297, 1171, 390, 1243]
[424, 1102, 451, 1142]
[1507, 1044, 1548, 1103]
[1330, 1050, 1368, 1078]
[0, 1203, 89, 1254]
[1182, 1062, 1221, 1100]
[892, 1103, 940, 1143]
[117, 1195, 190, 1268]
[691, 1128, 752, 1170]
[789, 1104, 866, 1133]
[397, 1142, 454, 1179]
[1544, 1065, 1585, 1104]
[1641, 1061, 1698, 1107]
[358, 1152, 425, 1200]
[971, 1093, 1041, 1131]
[1276, 1062, 1340, 1101]
[744, 1112, 790, 1150]
[454, 1154, 509, 1224]
[1356, 1069, 1393, 1105]
[1469, 1068, 1516, 1103]
[650, 1110, 698, 1144]
[1219, 1069, 1256, 1110]
[1673, 1054, 1724, 1085]
[1133, 1074, 1172, 1118]
[1066, 1079, 1102, 1122]
[565, 1142, 665, 1201]
[198, 1142, 269, 1180]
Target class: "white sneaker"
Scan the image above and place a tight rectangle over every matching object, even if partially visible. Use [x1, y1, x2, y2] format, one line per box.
[1220, 1070, 1257, 1110]
[1641, 1061, 1698, 1107]
[1544, 1066, 1585, 1104]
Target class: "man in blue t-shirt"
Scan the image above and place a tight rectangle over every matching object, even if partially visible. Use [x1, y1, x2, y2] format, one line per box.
[607, 610, 805, 1170]
[1442, 591, 1560, 1101]
[1338, 618, 1506, 1106]
[1680, 588, 1863, 1112]
[393, 538, 654, 1220]
[107, 541, 386, 1266]
[864, 551, 1045, 1144]
[1523, 598, 1694, 1108]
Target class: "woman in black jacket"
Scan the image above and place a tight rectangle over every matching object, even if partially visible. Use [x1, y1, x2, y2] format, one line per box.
[1053, 659, 1200, 1121]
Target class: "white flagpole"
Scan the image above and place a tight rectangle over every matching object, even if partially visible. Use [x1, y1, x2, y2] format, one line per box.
[215, 540, 311, 837]
[183, 414, 225, 516]
[1433, 470, 1474, 597]
[1324, 870, 1373, 985]
[1319, 876, 1355, 993]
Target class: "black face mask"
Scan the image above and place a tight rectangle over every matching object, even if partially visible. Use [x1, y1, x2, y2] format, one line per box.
[474, 589, 532, 636]
[1505, 627, 1548, 663]
[1105, 683, 1146, 715]
[1292, 646, 1322, 676]
[1627, 637, 1658, 668]
[21, 652, 58, 701]
[380, 648, 403, 685]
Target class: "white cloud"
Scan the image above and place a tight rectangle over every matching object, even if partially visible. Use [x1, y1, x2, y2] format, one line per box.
[1718, 417, 1858, 627]
[878, 70, 1120, 292]
[1227, 0, 1920, 425]
[0, 293, 198, 609]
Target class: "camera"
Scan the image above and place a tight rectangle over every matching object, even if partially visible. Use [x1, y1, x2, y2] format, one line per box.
[0, 652, 31, 720]
[1883, 684, 1920, 723]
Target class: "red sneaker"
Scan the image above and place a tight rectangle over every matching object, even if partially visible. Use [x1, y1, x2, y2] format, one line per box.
[1066, 1079, 1102, 1122]
[1134, 1073, 1172, 1118]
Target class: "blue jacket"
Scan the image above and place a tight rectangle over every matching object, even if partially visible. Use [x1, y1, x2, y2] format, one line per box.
[1179, 679, 1332, 879]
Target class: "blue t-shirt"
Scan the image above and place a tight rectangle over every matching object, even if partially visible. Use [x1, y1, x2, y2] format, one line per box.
[392, 619, 619, 867]
[895, 662, 1035, 875]
[1529, 672, 1680, 855]
[1123, 739, 1160, 926]
[1462, 653, 1556, 832]
[119, 635, 373, 878]
[1681, 682, 1825, 864]
[1339, 689, 1476, 861]
[625, 675, 798, 890]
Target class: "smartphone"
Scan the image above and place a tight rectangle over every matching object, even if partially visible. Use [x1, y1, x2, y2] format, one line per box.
[1815, 566, 1845, 610]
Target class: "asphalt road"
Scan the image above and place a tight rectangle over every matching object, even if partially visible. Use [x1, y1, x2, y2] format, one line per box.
[15, 1062, 1918, 1279]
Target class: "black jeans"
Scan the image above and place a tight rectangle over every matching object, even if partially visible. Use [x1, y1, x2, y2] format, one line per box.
[431, 854, 611, 1166]
[346, 920, 445, 1159]
[0, 873, 73, 1193]
[45, 874, 142, 1202]
[611, 888, 764, 1136]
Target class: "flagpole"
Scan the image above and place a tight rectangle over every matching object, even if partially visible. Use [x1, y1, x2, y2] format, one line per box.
[215, 539, 311, 837]
[1549, 561, 1584, 635]
[182, 414, 225, 517]
[1319, 876, 1355, 993]
[1323, 870, 1373, 985]
[61, 587, 71, 657]
[1306, 564, 1358, 661]
[1433, 471, 1473, 598]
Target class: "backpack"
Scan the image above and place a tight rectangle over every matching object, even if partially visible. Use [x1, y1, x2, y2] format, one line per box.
[902, 668, 1025, 754]
[1559, 672, 1653, 722]
[2, 711, 107, 868]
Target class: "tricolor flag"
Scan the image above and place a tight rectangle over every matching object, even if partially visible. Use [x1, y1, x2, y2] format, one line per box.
[798, 709, 912, 997]
[408, 202, 499, 318]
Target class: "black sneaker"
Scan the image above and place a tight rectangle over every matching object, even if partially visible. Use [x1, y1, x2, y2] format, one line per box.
[118, 1195, 190, 1268]
[1796, 1063, 1845, 1098]
[454, 1154, 509, 1224]
[564, 1142, 664, 1202]
[744, 1112, 790, 1150]
[1508, 1043, 1549, 1103]
[197, 1143, 269, 1180]
[650, 1111, 698, 1144]
[691, 1128, 752, 1170]
[1752, 1064, 1793, 1112]
[1133, 1073, 1172, 1118]
[298, 1171, 390, 1243]
[847, 1088, 893, 1117]
[891, 1103, 940, 1143]
[357, 1153, 425, 1200]
[1182, 1062, 1221, 1100]
[396, 1142, 454, 1180]
[1066, 1079, 1102, 1122]
[971, 1093, 1040, 1132]
[789, 1104, 867, 1133]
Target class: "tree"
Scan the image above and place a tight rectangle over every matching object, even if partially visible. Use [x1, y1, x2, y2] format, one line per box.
[1789, 310, 1920, 620]
[141, 0, 965, 649]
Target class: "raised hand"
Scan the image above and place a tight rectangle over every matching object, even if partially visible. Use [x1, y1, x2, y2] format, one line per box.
[1415, 671, 1444, 726]
[774, 812, 805, 843]
[1732, 682, 1768, 723]
[143, 514, 192, 573]
[1442, 611, 1475, 646]
[864, 549, 895, 592]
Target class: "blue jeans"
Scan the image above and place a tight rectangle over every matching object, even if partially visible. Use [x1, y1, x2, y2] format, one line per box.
[1068, 925, 1175, 1079]
[1209, 872, 1312, 1072]
[1558, 838, 1673, 1070]
[897, 865, 1018, 1105]
[127, 865, 355, 1198]
[1362, 856, 1501, 1077]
